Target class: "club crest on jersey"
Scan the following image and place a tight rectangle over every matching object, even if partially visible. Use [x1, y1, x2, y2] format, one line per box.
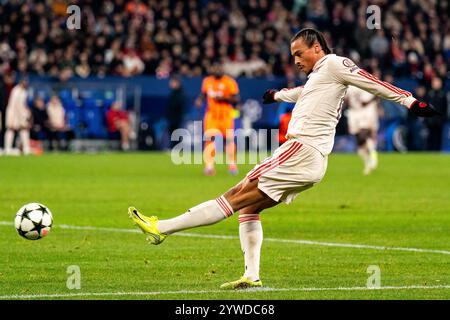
[343, 59, 359, 73]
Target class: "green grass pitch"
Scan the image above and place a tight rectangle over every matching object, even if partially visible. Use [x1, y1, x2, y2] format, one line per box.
[0, 152, 449, 300]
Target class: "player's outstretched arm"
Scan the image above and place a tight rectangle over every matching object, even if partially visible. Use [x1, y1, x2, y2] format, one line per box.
[408, 100, 441, 117]
[331, 58, 440, 117]
[262, 86, 303, 104]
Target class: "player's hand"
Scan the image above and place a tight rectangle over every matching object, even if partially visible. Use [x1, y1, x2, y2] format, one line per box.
[262, 89, 278, 104]
[409, 100, 441, 117]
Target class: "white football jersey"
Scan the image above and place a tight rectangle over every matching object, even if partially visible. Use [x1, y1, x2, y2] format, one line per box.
[274, 54, 416, 155]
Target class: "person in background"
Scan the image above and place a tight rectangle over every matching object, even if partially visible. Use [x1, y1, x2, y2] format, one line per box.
[425, 77, 447, 151]
[166, 76, 186, 148]
[346, 85, 380, 175]
[4, 78, 31, 155]
[47, 95, 72, 151]
[0, 75, 5, 149]
[195, 63, 240, 176]
[106, 101, 131, 151]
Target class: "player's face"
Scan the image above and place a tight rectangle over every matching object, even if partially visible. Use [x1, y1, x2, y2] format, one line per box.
[291, 39, 323, 74]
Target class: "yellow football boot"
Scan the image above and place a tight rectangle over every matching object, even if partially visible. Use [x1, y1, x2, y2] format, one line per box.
[220, 277, 263, 290]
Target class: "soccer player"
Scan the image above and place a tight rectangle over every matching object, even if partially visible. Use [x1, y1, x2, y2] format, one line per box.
[129, 29, 440, 289]
[195, 63, 240, 176]
[346, 85, 380, 175]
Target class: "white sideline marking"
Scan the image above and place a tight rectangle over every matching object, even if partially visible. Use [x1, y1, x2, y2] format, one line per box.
[1, 221, 449, 255]
[0, 285, 449, 300]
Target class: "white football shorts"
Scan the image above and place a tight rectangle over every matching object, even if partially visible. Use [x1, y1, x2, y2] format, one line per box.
[246, 139, 328, 204]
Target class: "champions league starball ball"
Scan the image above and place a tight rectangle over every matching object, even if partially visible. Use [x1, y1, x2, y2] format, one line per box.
[14, 203, 53, 240]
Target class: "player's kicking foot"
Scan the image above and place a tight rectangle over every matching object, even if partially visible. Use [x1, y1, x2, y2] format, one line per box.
[128, 206, 167, 245]
[220, 277, 263, 290]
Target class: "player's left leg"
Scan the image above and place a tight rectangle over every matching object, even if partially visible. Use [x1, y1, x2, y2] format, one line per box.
[220, 198, 277, 289]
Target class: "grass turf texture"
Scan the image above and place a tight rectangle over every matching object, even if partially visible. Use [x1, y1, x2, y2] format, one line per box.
[0, 152, 449, 300]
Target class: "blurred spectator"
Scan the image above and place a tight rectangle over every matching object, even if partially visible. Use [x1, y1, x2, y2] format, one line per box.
[0, 75, 5, 148]
[106, 101, 131, 151]
[424, 77, 448, 150]
[166, 76, 186, 147]
[4, 78, 31, 155]
[122, 49, 145, 76]
[346, 85, 380, 175]
[47, 95, 73, 151]
[370, 29, 389, 59]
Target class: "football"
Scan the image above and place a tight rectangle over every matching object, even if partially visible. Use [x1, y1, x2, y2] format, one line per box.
[14, 203, 53, 240]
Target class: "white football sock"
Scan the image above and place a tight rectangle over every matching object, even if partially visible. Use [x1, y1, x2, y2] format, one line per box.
[239, 214, 263, 281]
[157, 196, 234, 234]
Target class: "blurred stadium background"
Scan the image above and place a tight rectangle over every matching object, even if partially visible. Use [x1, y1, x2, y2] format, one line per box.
[0, 0, 450, 301]
[0, 0, 449, 154]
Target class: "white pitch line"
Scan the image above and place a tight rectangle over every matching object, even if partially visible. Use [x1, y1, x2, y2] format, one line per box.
[1, 221, 449, 255]
[0, 285, 449, 300]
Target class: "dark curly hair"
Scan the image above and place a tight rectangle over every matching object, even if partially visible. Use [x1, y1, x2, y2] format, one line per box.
[291, 28, 332, 54]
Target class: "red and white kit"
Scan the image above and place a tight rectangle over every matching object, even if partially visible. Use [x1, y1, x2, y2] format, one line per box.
[247, 54, 417, 203]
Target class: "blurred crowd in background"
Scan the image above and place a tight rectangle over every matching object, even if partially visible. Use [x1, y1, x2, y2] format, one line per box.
[0, 0, 448, 81]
